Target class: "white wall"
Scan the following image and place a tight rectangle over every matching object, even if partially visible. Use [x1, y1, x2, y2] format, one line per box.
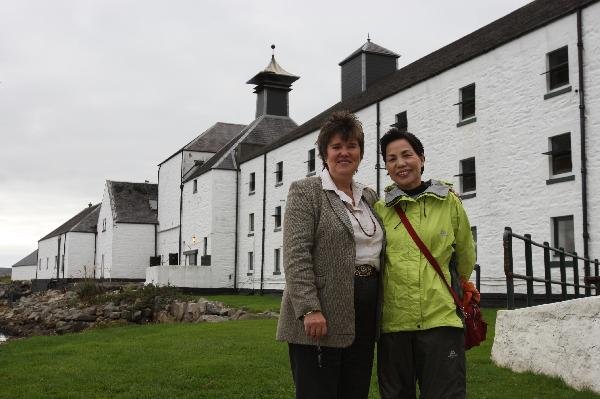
[492, 296, 600, 394]
[64, 232, 96, 278]
[182, 150, 214, 177]
[37, 236, 59, 280]
[11, 265, 36, 281]
[95, 184, 114, 279]
[111, 223, 155, 279]
[158, 154, 182, 260]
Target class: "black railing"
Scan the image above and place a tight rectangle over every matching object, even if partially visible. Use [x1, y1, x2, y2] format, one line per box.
[503, 227, 599, 310]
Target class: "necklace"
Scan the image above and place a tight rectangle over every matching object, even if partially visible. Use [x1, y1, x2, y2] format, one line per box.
[347, 205, 377, 237]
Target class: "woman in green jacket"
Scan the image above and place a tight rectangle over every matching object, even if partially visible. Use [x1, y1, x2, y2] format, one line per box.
[374, 128, 476, 399]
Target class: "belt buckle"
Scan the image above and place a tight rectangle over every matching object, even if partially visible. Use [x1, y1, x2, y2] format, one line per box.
[355, 264, 375, 277]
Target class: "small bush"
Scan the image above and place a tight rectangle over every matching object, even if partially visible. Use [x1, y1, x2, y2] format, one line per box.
[74, 280, 105, 302]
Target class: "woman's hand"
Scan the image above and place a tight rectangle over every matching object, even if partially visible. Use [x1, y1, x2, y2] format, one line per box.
[303, 311, 327, 340]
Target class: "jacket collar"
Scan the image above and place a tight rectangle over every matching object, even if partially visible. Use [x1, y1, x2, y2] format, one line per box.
[384, 179, 450, 206]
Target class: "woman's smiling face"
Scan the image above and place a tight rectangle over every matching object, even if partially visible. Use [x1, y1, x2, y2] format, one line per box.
[384, 138, 425, 190]
[326, 133, 361, 181]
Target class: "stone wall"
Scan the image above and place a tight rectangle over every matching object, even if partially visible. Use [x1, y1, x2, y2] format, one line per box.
[491, 296, 600, 394]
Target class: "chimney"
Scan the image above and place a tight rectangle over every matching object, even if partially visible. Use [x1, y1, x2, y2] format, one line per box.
[247, 45, 299, 119]
[339, 38, 399, 101]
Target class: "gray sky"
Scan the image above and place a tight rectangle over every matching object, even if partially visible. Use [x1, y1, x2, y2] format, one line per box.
[0, 0, 531, 267]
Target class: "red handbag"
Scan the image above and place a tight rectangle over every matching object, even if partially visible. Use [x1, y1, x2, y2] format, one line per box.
[394, 206, 487, 350]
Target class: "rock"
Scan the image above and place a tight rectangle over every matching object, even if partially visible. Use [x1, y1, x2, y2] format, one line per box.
[229, 309, 246, 320]
[121, 310, 132, 321]
[205, 301, 224, 315]
[108, 312, 121, 320]
[199, 315, 228, 323]
[169, 301, 187, 321]
[142, 308, 152, 318]
[184, 302, 203, 322]
[132, 310, 142, 322]
[155, 310, 174, 323]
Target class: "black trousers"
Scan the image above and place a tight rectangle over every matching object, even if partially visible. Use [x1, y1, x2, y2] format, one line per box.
[288, 275, 378, 399]
[377, 327, 466, 399]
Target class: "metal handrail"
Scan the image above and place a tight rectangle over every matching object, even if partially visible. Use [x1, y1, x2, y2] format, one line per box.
[503, 227, 599, 309]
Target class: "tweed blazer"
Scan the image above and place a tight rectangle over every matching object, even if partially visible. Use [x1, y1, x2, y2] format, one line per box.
[276, 176, 386, 348]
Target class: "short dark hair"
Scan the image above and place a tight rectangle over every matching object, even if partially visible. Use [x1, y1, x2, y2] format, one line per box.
[380, 128, 424, 160]
[316, 110, 364, 168]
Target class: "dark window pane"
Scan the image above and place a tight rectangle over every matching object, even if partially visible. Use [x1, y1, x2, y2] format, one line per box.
[395, 111, 408, 131]
[460, 157, 476, 192]
[548, 47, 569, 90]
[308, 149, 315, 173]
[551, 133, 572, 175]
[249, 173, 255, 193]
[554, 216, 574, 253]
[460, 84, 476, 120]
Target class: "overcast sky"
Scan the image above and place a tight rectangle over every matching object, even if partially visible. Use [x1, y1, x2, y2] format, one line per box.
[0, 0, 532, 267]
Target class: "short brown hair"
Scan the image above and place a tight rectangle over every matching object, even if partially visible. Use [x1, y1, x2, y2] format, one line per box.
[316, 110, 364, 169]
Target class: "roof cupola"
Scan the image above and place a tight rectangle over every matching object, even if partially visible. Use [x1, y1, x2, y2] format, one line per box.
[247, 45, 299, 118]
[339, 38, 399, 101]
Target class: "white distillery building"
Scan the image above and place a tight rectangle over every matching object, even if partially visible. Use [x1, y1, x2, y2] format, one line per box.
[149, 0, 600, 294]
[147, 55, 299, 288]
[36, 204, 100, 280]
[95, 181, 158, 280]
[11, 250, 38, 281]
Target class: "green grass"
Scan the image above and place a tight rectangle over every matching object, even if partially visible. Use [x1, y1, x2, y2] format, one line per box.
[0, 300, 597, 398]
[199, 293, 282, 313]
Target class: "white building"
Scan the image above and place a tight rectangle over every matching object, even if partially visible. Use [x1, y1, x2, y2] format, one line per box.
[37, 204, 100, 280]
[95, 181, 158, 280]
[156, 122, 246, 267]
[150, 0, 600, 295]
[11, 250, 37, 281]
[147, 55, 299, 289]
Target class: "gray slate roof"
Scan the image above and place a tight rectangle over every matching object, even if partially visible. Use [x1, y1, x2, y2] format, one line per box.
[184, 115, 297, 182]
[40, 204, 101, 241]
[159, 122, 246, 166]
[108, 181, 158, 224]
[339, 40, 400, 65]
[240, 0, 597, 163]
[12, 250, 38, 267]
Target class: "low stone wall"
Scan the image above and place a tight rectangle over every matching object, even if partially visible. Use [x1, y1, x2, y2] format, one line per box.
[491, 296, 600, 394]
[0, 285, 278, 340]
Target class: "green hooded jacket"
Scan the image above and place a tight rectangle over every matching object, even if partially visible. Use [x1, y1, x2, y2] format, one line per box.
[374, 180, 476, 333]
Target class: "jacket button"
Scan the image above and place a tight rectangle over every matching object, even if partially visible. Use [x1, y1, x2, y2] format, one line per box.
[417, 324, 421, 329]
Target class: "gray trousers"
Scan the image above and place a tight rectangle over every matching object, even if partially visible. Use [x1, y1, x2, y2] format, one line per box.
[377, 327, 466, 399]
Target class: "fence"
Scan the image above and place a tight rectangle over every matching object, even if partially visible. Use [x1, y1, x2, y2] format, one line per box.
[503, 226, 599, 310]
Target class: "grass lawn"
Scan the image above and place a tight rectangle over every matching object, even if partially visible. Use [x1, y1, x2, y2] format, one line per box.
[0, 300, 597, 398]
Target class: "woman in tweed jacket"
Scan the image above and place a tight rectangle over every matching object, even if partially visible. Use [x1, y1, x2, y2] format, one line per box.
[276, 111, 385, 399]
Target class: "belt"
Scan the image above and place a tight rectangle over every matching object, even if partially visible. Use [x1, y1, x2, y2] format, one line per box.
[355, 264, 378, 277]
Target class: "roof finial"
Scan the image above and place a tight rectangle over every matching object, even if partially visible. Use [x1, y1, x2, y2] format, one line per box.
[367, 33, 371, 42]
[271, 44, 276, 59]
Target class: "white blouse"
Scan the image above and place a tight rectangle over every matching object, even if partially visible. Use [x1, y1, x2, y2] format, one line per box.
[321, 169, 384, 270]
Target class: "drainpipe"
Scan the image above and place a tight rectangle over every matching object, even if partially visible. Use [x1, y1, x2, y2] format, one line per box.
[62, 235, 66, 279]
[93, 231, 97, 279]
[376, 102, 381, 196]
[56, 236, 61, 280]
[577, 9, 589, 261]
[154, 225, 157, 257]
[178, 153, 184, 264]
[233, 149, 240, 292]
[156, 164, 160, 259]
[260, 153, 267, 295]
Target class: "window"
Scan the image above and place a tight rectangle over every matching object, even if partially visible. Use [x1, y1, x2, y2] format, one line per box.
[46, 258, 49, 270]
[458, 157, 476, 194]
[275, 161, 283, 185]
[193, 179, 198, 193]
[544, 133, 572, 176]
[392, 111, 408, 132]
[102, 218, 106, 232]
[248, 251, 254, 272]
[249, 213, 255, 235]
[38, 259, 41, 270]
[249, 172, 256, 194]
[274, 248, 281, 274]
[546, 46, 569, 91]
[471, 226, 478, 260]
[552, 215, 574, 255]
[273, 206, 282, 230]
[203, 237, 208, 256]
[307, 149, 316, 175]
[186, 251, 197, 266]
[458, 84, 476, 121]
